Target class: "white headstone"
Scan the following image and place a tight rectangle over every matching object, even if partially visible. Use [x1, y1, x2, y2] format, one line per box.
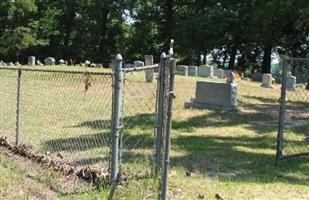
[188, 66, 198, 76]
[176, 65, 188, 76]
[261, 73, 274, 88]
[85, 60, 91, 67]
[28, 56, 35, 66]
[145, 55, 154, 83]
[134, 60, 144, 67]
[198, 65, 214, 77]
[286, 75, 296, 92]
[59, 59, 66, 65]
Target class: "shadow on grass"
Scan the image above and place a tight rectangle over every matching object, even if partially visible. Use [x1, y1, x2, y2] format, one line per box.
[43, 96, 309, 185]
[170, 134, 309, 186]
[44, 132, 154, 153]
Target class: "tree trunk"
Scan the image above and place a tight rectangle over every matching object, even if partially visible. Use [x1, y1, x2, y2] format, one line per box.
[262, 45, 272, 73]
[228, 43, 238, 70]
[203, 53, 207, 65]
[196, 52, 202, 66]
[99, 10, 109, 65]
[163, 0, 174, 52]
[63, 4, 76, 57]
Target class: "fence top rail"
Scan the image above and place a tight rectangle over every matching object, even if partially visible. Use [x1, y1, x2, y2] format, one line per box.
[0, 66, 113, 76]
[123, 64, 159, 73]
[282, 57, 309, 63]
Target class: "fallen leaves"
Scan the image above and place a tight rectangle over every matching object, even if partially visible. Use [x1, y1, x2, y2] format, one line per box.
[0, 137, 109, 185]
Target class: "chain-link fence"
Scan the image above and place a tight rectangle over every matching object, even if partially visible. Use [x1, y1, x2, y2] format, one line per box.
[108, 53, 176, 200]
[0, 53, 176, 198]
[276, 57, 309, 161]
[120, 66, 159, 175]
[0, 67, 113, 169]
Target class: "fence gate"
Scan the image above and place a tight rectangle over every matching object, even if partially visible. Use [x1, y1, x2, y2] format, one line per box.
[110, 53, 176, 200]
[276, 57, 309, 162]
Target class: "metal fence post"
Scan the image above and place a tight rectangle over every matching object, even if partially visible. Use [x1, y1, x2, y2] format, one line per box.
[162, 58, 176, 200]
[276, 57, 288, 164]
[155, 52, 167, 176]
[111, 54, 123, 183]
[15, 68, 22, 145]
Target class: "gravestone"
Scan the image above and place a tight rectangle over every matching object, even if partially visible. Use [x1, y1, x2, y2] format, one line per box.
[2, 62, 7, 66]
[59, 59, 66, 65]
[185, 81, 238, 108]
[28, 56, 35, 66]
[8, 62, 14, 66]
[44, 57, 55, 65]
[226, 72, 236, 84]
[15, 62, 21, 66]
[90, 63, 96, 68]
[286, 75, 296, 92]
[198, 65, 214, 77]
[261, 73, 274, 88]
[134, 60, 144, 67]
[176, 65, 188, 76]
[188, 66, 198, 76]
[85, 60, 91, 67]
[214, 68, 224, 78]
[145, 55, 154, 83]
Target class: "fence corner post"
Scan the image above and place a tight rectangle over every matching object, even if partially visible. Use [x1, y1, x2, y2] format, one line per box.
[155, 52, 167, 176]
[161, 58, 176, 200]
[111, 53, 123, 184]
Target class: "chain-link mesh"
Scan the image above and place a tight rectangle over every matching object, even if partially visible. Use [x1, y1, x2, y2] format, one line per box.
[120, 68, 158, 175]
[238, 78, 281, 130]
[280, 58, 309, 158]
[0, 69, 18, 141]
[0, 67, 113, 169]
[1, 62, 172, 198]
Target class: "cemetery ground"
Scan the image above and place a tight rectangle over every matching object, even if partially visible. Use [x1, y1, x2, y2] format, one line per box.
[0, 69, 309, 199]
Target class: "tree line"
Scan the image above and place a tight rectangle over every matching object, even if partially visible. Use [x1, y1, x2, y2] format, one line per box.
[0, 0, 308, 73]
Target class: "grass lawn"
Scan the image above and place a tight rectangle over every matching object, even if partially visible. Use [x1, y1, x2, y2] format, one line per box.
[0, 66, 309, 199]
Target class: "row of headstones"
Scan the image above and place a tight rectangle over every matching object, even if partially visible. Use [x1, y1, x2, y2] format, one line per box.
[261, 73, 296, 91]
[0, 57, 68, 67]
[0, 56, 104, 68]
[29, 56, 147, 68]
[28, 56, 103, 67]
[1, 56, 151, 70]
[176, 65, 297, 92]
[0, 60, 21, 66]
[176, 65, 226, 78]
